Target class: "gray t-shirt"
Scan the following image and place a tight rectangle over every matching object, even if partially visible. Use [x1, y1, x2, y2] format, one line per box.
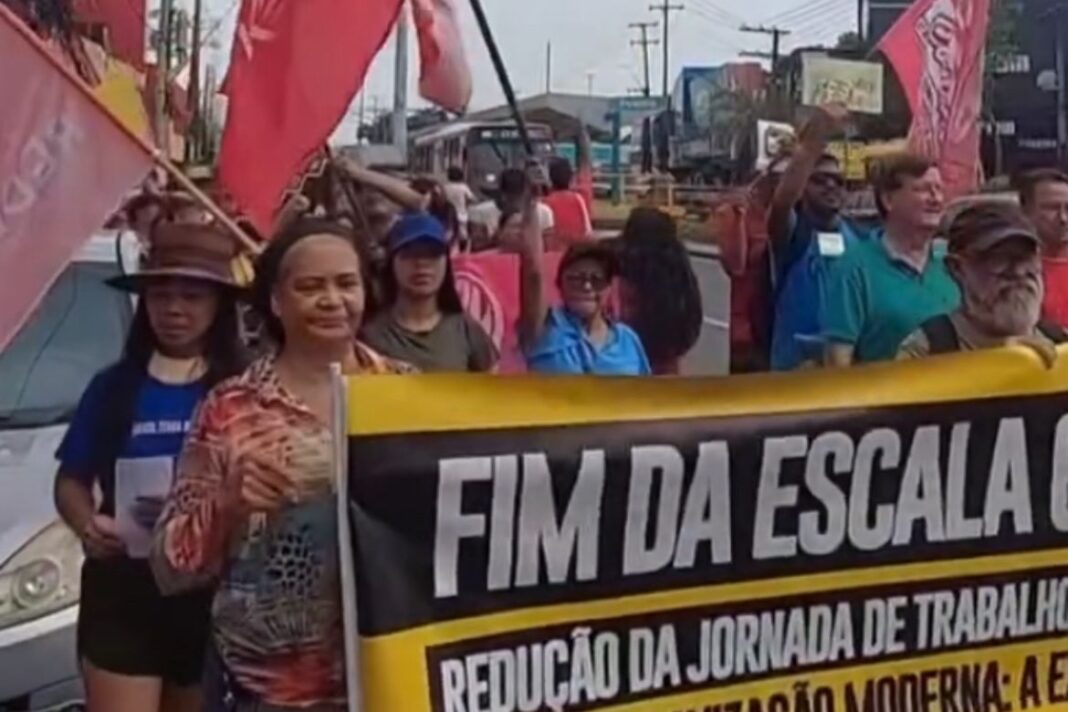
[361, 312, 498, 373]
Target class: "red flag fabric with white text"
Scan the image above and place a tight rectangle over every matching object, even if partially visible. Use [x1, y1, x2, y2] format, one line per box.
[412, 0, 473, 113]
[0, 7, 152, 352]
[217, 0, 403, 235]
[877, 0, 991, 198]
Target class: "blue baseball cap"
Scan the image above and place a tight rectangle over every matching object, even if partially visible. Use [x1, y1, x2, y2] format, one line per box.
[387, 212, 447, 254]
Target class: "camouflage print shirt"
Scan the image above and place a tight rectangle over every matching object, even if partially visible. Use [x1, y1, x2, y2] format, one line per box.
[151, 344, 413, 707]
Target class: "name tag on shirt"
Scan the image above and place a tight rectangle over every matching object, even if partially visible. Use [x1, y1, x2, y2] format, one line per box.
[817, 232, 846, 257]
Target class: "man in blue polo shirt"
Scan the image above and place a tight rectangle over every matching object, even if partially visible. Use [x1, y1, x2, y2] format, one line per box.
[766, 103, 863, 370]
[821, 153, 960, 365]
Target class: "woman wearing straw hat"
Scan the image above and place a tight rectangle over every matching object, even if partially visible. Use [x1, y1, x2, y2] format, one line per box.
[53, 221, 247, 712]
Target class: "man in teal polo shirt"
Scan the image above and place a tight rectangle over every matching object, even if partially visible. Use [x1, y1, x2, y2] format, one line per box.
[822, 153, 960, 365]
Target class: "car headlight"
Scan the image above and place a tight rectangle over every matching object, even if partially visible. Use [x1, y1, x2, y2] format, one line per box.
[0, 521, 82, 628]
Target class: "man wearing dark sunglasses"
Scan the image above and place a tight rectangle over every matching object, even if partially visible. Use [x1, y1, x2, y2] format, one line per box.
[765, 103, 862, 371]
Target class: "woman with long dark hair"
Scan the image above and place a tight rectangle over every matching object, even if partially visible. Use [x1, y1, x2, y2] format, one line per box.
[53, 222, 246, 712]
[615, 207, 703, 374]
[152, 218, 414, 711]
[362, 212, 497, 372]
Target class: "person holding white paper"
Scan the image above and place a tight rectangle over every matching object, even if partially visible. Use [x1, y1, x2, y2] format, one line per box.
[53, 218, 247, 712]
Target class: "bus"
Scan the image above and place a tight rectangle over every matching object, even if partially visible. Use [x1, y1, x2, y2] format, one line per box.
[411, 120, 555, 196]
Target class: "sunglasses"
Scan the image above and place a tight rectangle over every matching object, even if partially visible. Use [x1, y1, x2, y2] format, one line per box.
[563, 271, 610, 291]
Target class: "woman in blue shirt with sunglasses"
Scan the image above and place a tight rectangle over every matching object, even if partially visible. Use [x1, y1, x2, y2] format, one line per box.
[514, 196, 651, 376]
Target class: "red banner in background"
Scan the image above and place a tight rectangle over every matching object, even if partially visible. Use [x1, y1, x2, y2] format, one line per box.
[453, 251, 563, 373]
[877, 0, 991, 199]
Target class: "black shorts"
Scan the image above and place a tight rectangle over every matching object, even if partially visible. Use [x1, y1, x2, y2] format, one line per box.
[78, 557, 213, 686]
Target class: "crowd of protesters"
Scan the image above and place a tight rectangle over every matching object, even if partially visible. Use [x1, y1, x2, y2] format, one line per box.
[717, 102, 1068, 372]
[49, 103, 1068, 712]
[54, 132, 707, 711]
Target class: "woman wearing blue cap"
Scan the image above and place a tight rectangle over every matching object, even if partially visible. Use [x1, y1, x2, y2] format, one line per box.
[361, 212, 498, 372]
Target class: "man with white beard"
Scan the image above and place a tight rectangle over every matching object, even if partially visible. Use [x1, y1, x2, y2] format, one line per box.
[897, 202, 1065, 359]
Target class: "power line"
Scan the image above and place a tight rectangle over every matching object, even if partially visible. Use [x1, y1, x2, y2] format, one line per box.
[760, 0, 847, 27]
[686, 7, 747, 53]
[689, 0, 745, 26]
[790, 3, 854, 46]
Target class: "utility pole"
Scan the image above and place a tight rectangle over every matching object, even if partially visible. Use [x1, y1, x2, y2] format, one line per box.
[586, 70, 596, 96]
[629, 21, 659, 97]
[740, 25, 791, 69]
[857, 0, 864, 42]
[185, 0, 203, 163]
[155, 0, 174, 157]
[649, 3, 683, 97]
[392, 0, 409, 162]
[545, 41, 552, 93]
[741, 24, 791, 116]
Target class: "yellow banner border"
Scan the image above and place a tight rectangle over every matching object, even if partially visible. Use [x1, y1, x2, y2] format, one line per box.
[348, 348, 1065, 436]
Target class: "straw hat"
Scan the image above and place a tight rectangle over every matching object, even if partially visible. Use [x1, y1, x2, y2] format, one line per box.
[107, 221, 242, 291]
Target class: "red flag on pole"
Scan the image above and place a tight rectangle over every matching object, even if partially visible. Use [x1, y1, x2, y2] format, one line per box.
[0, 5, 153, 353]
[877, 0, 992, 198]
[72, 0, 147, 69]
[413, 0, 473, 113]
[217, 0, 403, 235]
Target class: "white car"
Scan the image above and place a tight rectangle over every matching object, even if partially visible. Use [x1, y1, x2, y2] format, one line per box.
[0, 233, 139, 711]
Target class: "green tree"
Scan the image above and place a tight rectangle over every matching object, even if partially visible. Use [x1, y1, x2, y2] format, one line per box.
[835, 32, 864, 51]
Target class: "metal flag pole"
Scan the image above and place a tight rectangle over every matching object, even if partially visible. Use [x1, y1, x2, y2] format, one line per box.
[467, 0, 534, 157]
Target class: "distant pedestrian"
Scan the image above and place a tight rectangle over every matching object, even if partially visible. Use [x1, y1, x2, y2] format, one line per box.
[898, 201, 1061, 362]
[442, 166, 477, 248]
[1018, 169, 1068, 328]
[543, 129, 594, 249]
[54, 222, 246, 712]
[469, 168, 554, 249]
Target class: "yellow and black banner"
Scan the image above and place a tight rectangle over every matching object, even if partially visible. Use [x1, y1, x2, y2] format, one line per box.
[345, 349, 1068, 712]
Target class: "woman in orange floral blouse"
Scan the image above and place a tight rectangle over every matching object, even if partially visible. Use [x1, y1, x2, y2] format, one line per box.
[152, 218, 414, 711]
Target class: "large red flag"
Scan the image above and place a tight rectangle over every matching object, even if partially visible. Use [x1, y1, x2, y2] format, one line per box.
[0, 6, 153, 352]
[217, 0, 403, 235]
[877, 0, 991, 198]
[72, 0, 147, 69]
[413, 0, 473, 113]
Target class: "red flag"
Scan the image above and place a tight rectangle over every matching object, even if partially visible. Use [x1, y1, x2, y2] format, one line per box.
[72, 0, 147, 69]
[413, 0, 472, 113]
[0, 6, 153, 352]
[877, 0, 991, 198]
[218, 0, 403, 235]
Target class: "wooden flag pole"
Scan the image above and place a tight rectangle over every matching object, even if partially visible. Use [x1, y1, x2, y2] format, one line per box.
[0, 5, 261, 255]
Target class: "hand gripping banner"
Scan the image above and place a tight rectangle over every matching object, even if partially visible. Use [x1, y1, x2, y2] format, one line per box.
[338, 349, 1068, 712]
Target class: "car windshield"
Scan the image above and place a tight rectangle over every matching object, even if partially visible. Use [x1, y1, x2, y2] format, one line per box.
[0, 261, 131, 428]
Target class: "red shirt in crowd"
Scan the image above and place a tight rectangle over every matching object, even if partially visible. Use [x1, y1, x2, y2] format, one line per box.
[710, 185, 772, 371]
[1043, 256, 1068, 328]
[543, 167, 594, 250]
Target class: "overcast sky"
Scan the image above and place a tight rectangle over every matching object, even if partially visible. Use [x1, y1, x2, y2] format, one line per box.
[200, 0, 862, 141]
